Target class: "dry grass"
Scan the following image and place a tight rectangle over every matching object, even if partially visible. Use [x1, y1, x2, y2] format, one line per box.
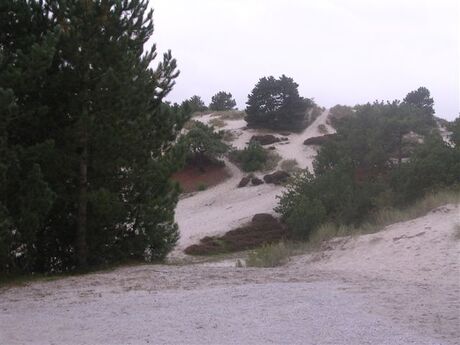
[211, 110, 246, 120]
[221, 129, 237, 142]
[263, 151, 282, 171]
[280, 159, 300, 173]
[453, 224, 460, 241]
[309, 190, 460, 246]
[183, 119, 199, 130]
[208, 117, 227, 128]
[317, 124, 328, 134]
[246, 242, 292, 267]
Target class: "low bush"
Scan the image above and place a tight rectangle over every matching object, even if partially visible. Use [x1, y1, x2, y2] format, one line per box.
[246, 242, 291, 267]
[328, 104, 355, 128]
[212, 110, 246, 120]
[230, 142, 281, 172]
[306, 189, 460, 246]
[220, 130, 237, 142]
[454, 224, 460, 241]
[179, 122, 229, 169]
[197, 183, 208, 191]
[317, 124, 328, 134]
[184, 214, 287, 255]
[208, 118, 226, 128]
[280, 159, 300, 173]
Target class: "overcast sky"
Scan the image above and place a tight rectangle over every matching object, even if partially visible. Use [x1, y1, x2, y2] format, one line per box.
[151, 0, 459, 120]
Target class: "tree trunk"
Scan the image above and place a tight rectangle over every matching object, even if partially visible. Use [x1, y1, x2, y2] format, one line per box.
[76, 110, 88, 269]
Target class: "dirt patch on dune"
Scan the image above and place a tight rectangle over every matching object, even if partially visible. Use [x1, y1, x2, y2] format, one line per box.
[185, 214, 288, 255]
[171, 162, 231, 193]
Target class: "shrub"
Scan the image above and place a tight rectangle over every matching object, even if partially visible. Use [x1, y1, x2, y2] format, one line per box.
[220, 130, 237, 142]
[280, 159, 300, 173]
[246, 242, 291, 267]
[183, 119, 199, 130]
[212, 110, 246, 120]
[245, 75, 314, 131]
[264, 151, 282, 171]
[208, 118, 226, 128]
[179, 122, 229, 169]
[454, 224, 460, 241]
[328, 104, 355, 128]
[197, 183, 207, 191]
[209, 91, 236, 111]
[317, 124, 328, 134]
[230, 142, 268, 172]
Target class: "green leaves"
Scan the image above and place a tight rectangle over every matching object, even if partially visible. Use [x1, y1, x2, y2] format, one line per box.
[209, 91, 236, 111]
[0, 0, 185, 273]
[179, 122, 229, 167]
[245, 75, 313, 131]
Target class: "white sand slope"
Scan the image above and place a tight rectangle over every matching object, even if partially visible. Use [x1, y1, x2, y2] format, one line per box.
[174, 110, 334, 251]
[1, 205, 458, 344]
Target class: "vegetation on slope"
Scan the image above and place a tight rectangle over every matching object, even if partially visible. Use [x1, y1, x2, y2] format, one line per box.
[276, 88, 460, 240]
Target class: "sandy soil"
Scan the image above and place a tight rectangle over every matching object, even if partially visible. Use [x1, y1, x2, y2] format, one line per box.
[174, 110, 334, 251]
[1, 204, 459, 345]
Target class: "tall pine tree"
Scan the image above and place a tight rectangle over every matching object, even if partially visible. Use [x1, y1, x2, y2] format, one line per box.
[0, 0, 187, 273]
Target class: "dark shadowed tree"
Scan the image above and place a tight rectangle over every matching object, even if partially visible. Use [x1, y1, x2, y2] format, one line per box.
[403, 87, 435, 116]
[179, 122, 229, 170]
[245, 75, 313, 131]
[209, 91, 236, 111]
[181, 95, 207, 114]
[0, 0, 187, 274]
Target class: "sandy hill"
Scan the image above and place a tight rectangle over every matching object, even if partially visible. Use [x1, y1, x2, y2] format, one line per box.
[174, 109, 334, 253]
[1, 204, 459, 344]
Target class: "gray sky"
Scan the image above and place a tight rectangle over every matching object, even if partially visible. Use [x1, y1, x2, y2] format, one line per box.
[151, 0, 459, 120]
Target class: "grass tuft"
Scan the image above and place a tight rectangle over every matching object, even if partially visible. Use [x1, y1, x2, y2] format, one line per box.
[280, 159, 300, 173]
[209, 118, 226, 128]
[453, 224, 460, 241]
[246, 242, 292, 267]
[212, 110, 246, 120]
[309, 189, 460, 245]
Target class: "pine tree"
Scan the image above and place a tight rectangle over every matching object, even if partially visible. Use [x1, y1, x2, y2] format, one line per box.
[0, 0, 187, 273]
[209, 91, 236, 111]
[245, 75, 313, 131]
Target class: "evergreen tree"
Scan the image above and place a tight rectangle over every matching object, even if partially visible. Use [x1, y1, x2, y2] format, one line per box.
[179, 122, 229, 169]
[0, 0, 187, 273]
[181, 95, 207, 113]
[245, 75, 313, 131]
[209, 91, 236, 111]
[403, 87, 435, 116]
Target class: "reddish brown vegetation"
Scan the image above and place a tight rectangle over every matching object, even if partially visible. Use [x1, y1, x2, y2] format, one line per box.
[184, 213, 288, 255]
[263, 170, 290, 185]
[171, 161, 230, 193]
[303, 134, 336, 146]
[250, 134, 281, 145]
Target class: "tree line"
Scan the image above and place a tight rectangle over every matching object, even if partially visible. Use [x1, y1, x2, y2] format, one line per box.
[276, 88, 460, 239]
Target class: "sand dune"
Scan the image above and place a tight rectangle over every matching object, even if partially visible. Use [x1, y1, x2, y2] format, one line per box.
[174, 109, 334, 251]
[1, 204, 458, 344]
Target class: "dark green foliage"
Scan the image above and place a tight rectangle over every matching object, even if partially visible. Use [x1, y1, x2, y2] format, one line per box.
[179, 122, 229, 168]
[209, 91, 236, 111]
[328, 104, 355, 128]
[181, 95, 208, 114]
[245, 75, 313, 131]
[391, 135, 460, 204]
[403, 86, 435, 116]
[230, 142, 268, 172]
[0, 0, 187, 274]
[276, 90, 456, 239]
[449, 116, 460, 147]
